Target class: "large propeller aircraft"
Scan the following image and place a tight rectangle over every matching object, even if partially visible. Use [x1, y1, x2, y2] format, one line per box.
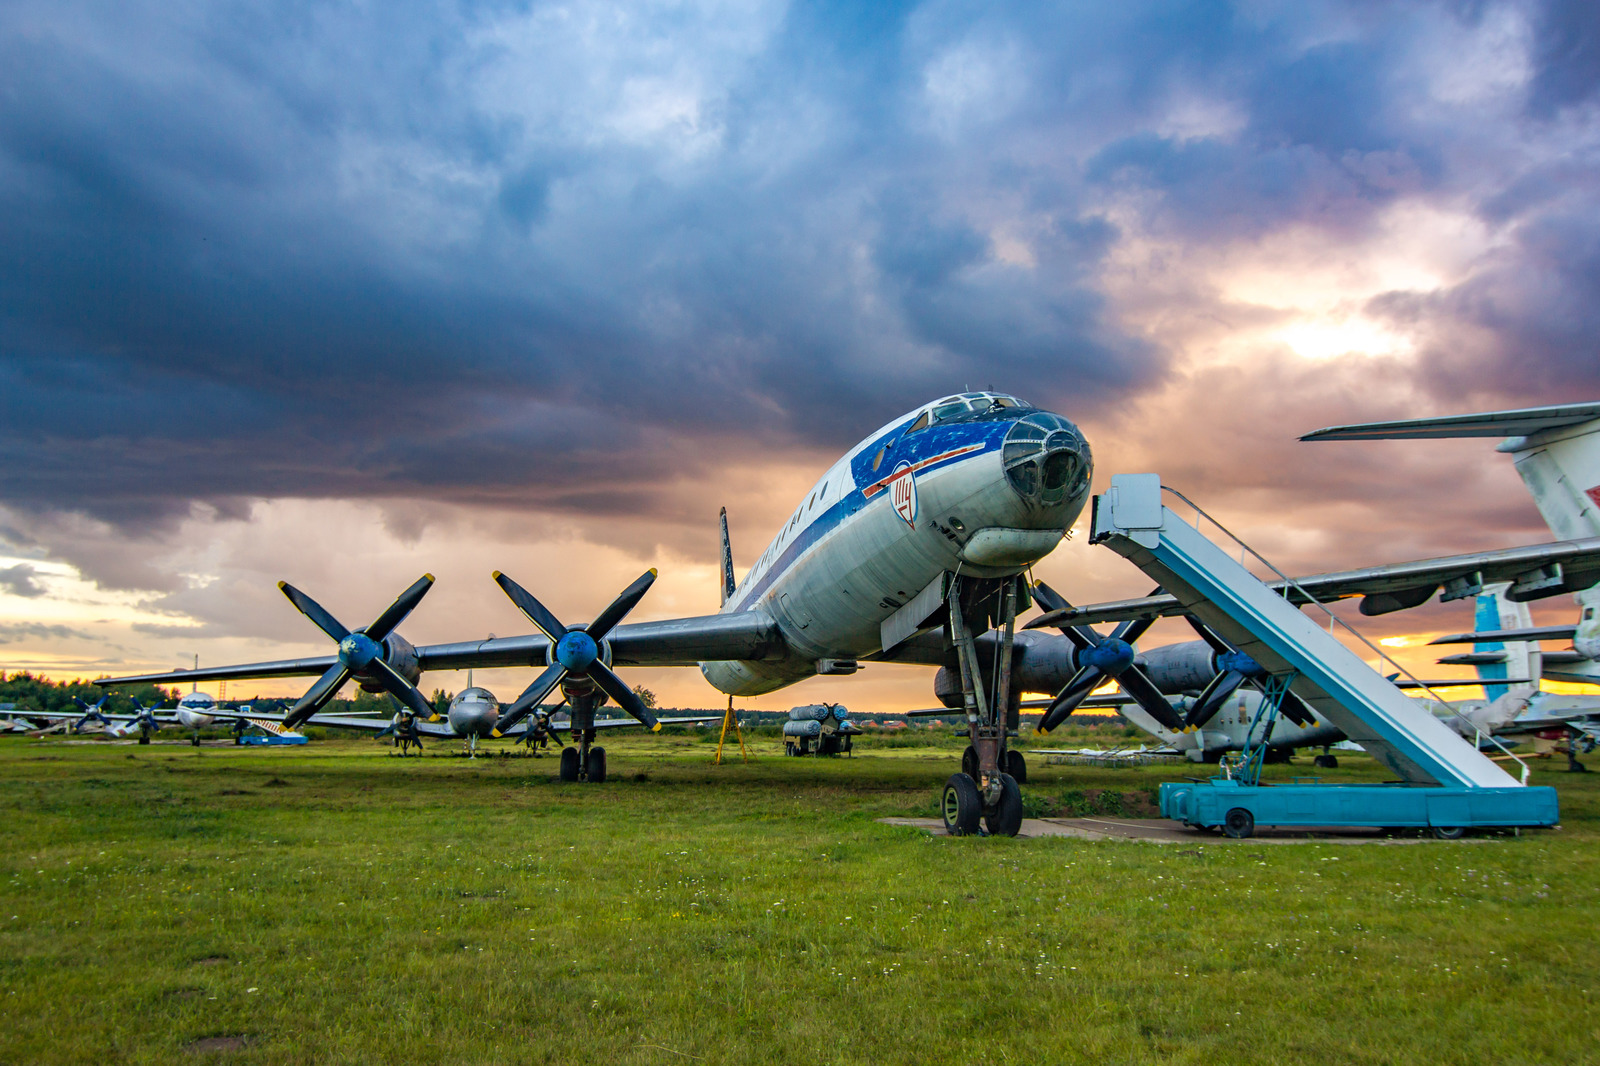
[97, 391, 1600, 835]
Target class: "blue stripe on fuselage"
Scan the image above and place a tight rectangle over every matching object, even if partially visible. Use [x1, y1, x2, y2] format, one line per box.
[725, 417, 1013, 614]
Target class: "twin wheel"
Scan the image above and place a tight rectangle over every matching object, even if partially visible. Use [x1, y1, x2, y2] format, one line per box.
[558, 746, 607, 783]
[942, 748, 1029, 837]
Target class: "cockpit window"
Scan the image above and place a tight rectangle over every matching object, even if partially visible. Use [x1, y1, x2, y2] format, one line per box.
[932, 402, 968, 422]
[904, 412, 931, 435]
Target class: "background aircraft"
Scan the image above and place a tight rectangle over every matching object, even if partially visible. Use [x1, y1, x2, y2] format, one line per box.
[1303, 400, 1600, 687]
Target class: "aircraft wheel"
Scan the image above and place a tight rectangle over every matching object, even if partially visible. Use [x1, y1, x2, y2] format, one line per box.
[1005, 749, 1027, 784]
[1432, 825, 1467, 840]
[138, 735, 150, 746]
[984, 773, 1024, 838]
[559, 747, 580, 782]
[586, 747, 607, 784]
[192, 735, 201, 747]
[1313, 754, 1338, 769]
[1223, 807, 1255, 839]
[942, 774, 982, 837]
[961, 745, 978, 780]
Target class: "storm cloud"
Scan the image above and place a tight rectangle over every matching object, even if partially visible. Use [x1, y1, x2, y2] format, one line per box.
[3, 1, 1600, 701]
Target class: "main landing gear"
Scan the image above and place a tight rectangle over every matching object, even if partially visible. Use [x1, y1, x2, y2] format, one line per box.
[941, 575, 1026, 837]
[557, 692, 608, 783]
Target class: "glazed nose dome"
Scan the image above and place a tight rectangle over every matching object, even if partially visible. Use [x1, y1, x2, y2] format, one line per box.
[1002, 412, 1092, 506]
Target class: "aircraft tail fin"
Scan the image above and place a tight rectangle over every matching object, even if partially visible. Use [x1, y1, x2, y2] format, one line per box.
[1472, 583, 1540, 701]
[719, 507, 736, 606]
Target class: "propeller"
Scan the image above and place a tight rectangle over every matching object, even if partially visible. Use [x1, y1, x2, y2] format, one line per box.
[1179, 615, 1317, 729]
[280, 575, 436, 729]
[71, 696, 111, 733]
[517, 702, 569, 749]
[491, 569, 660, 736]
[1032, 583, 1186, 732]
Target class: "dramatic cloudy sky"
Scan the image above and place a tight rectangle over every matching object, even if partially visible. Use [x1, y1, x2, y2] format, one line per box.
[1, 0, 1597, 711]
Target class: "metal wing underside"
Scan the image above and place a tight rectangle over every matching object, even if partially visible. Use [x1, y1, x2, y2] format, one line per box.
[94, 611, 786, 688]
[1027, 539, 1600, 628]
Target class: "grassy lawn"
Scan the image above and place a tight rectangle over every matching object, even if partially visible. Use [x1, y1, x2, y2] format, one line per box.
[2, 733, 1597, 1064]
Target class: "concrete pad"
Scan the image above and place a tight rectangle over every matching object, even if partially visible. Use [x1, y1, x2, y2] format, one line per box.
[877, 816, 1486, 844]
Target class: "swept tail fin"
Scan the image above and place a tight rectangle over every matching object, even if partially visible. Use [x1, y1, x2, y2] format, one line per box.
[719, 507, 736, 606]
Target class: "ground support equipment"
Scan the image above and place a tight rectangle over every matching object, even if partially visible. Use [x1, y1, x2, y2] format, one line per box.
[1091, 474, 1558, 837]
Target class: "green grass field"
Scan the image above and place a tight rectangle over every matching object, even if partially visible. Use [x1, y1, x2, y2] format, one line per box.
[2, 733, 1598, 1064]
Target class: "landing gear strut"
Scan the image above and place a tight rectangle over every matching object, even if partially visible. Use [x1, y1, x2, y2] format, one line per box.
[940, 575, 1026, 837]
[1566, 726, 1589, 773]
[557, 691, 608, 783]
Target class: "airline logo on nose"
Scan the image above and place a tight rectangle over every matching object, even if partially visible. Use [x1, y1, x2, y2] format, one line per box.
[889, 461, 918, 527]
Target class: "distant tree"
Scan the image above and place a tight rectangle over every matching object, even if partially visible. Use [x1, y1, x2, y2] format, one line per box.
[430, 689, 452, 715]
[632, 685, 658, 709]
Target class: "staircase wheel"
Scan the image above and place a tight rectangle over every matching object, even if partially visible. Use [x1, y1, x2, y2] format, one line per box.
[1223, 807, 1255, 839]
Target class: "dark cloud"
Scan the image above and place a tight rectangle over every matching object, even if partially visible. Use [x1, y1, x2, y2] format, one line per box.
[0, 564, 45, 598]
[0, 621, 90, 643]
[0, 0, 1596, 575]
[1526, 0, 1600, 117]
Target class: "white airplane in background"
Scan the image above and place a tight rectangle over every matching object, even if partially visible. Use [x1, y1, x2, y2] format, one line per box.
[1303, 401, 1600, 686]
[99, 391, 1600, 835]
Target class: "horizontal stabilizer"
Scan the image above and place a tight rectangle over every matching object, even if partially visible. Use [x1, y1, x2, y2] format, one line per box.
[1429, 625, 1577, 646]
[1302, 402, 1600, 442]
[1438, 652, 1509, 666]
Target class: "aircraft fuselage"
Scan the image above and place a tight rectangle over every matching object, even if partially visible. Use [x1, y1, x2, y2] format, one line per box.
[703, 393, 1093, 696]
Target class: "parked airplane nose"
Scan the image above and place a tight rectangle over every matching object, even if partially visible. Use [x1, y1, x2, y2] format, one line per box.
[1001, 411, 1093, 509]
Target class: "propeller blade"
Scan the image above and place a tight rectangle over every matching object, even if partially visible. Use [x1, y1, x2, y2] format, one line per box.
[1031, 583, 1102, 648]
[1118, 666, 1187, 731]
[586, 569, 658, 641]
[588, 663, 659, 730]
[1183, 614, 1233, 657]
[1186, 670, 1248, 729]
[493, 571, 569, 642]
[369, 659, 435, 720]
[365, 574, 435, 642]
[1278, 687, 1318, 728]
[285, 663, 352, 727]
[494, 662, 567, 734]
[1038, 666, 1104, 732]
[1111, 614, 1157, 646]
[279, 581, 351, 643]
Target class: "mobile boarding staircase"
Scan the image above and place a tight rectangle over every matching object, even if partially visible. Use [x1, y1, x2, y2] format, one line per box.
[1093, 474, 1559, 838]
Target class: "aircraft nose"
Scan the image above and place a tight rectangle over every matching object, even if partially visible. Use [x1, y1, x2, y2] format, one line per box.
[1001, 411, 1093, 509]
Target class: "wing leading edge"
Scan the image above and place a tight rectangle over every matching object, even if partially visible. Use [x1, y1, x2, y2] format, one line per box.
[1026, 538, 1600, 628]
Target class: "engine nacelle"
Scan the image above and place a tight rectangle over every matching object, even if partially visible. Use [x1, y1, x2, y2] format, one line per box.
[357, 631, 420, 693]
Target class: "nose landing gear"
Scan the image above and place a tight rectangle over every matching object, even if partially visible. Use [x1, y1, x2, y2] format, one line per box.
[940, 575, 1026, 837]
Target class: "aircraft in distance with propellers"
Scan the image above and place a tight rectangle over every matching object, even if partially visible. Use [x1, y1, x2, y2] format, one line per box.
[97, 391, 1600, 835]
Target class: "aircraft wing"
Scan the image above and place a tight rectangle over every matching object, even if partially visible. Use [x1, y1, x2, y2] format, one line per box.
[95, 610, 786, 688]
[1428, 625, 1579, 646]
[1027, 538, 1600, 628]
[1300, 402, 1600, 441]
